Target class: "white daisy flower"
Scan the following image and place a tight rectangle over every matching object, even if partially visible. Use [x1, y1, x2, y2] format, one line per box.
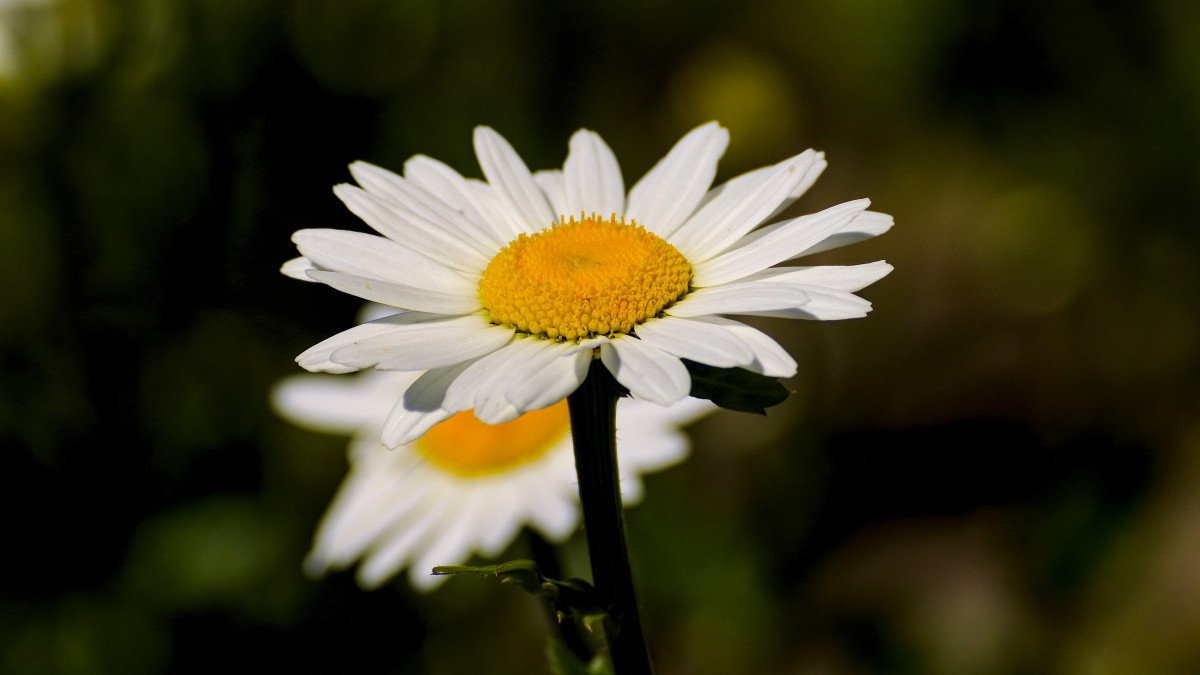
[273, 356, 713, 591]
[284, 122, 892, 447]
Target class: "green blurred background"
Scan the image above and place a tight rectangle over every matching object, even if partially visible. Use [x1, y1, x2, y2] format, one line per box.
[3, 0, 1200, 673]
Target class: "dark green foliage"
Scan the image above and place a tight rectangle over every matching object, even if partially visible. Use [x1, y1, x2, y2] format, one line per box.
[683, 360, 791, 414]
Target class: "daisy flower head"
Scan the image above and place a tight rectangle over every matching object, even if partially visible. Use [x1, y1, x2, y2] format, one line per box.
[283, 122, 892, 446]
[272, 330, 713, 591]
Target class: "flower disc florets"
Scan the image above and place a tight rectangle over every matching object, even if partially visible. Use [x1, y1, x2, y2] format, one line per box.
[478, 214, 692, 341]
[414, 401, 569, 477]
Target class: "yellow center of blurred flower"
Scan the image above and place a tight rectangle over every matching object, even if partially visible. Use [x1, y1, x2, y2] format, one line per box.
[414, 401, 570, 476]
[478, 215, 691, 340]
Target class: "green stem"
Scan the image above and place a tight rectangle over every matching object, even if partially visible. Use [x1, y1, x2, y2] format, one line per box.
[566, 359, 653, 675]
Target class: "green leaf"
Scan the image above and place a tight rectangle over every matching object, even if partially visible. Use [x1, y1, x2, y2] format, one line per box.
[432, 559, 609, 625]
[432, 559, 544, 594]
[683, 360, 791, 414]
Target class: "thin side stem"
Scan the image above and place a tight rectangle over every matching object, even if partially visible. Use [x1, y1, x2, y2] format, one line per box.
[528, 530, 592, 662]
[566, 359, 653, 675]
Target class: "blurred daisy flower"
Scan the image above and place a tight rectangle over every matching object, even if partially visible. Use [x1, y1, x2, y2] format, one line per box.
[283, 122, 891, 445]
[273, 307, 713, 591]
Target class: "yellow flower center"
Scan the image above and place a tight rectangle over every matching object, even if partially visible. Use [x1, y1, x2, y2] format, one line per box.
[414, 401, 570, 477]
[478, 214, 692, 340]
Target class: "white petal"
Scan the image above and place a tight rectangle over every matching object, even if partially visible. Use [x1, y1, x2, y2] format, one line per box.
[622, 395, 717, 428]
[477, 485, 524, 555]
[473, 126, 556, 232]
[665, 283, 811, 318]
[562, 129, 625, 219]
[691, 163, 768, 210]
[349, 161, 498, 257]
[670, 149, 818, 261]
[271, 373, 412, 433]
[409, 491, 493, 590]
[306, 270, 480, 315]
[599, 337, 691, 405]
[744, 286, 874, 321]
[403, 154, 515, 248]
[296, 316, 438, 374]
[443, 339, 549, 423]
[527, 493, 579, 542]
[741, 261, 894, 292]
[401, 155, 471, 208]
[344, 426, 388, 463]
[309, 452, 412, 563]
[503, 341, 593, 411]
[690, 199, 871, 287]
[619, 427, 686, 470]
[468, 180, 535, 241]
[357, 303, 400, 323]
[333, 184, 489, 273]
[380, 361, 477, 447]
[618, 474, 647, 505]
[761, 152, 827, 222]
[358, 499, 455, 589]
[616, 407, 693, 470]
[381, 407, 452, 449]
[793, 210, 894, 258]
[329, 315, 513, 372]
[345, 160, 406, 199]
[281, 256, 318, 281]
[314, 460, 436, 570]
[625, 122, 729, 239]
[534, 170, 567, 218]
[676, 316, 796, 377]
[633, 316, 755, 369]
[293, 228, 474, 294]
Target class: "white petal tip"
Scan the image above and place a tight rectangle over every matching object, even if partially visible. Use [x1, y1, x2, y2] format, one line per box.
[761, 360, 798, 379]
[295, 361, 359, 375]
[302, 555, 329, 579]
[280, 256, 318, 281]
[473, 125, 499, 141]
[475, 406, 520, 426]
[392, 431, 419, 448]
[294, 347, 360, 373]
[355, 569, 389, 591]
[864, 211, 895, 233]
[347, 161, 380, 184]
